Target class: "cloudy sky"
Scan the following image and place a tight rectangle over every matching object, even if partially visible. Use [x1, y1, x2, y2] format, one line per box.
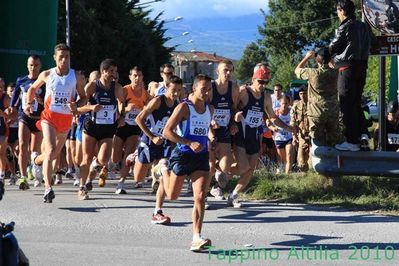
[148, 0, 269, 60]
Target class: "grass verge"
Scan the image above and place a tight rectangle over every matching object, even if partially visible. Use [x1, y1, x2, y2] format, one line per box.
[230, 169, 399, 213]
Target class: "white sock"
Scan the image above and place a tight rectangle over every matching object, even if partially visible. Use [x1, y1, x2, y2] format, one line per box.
[193, 233, 201, 241]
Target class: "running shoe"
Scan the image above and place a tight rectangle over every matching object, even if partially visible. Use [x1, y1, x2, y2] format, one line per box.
[85, 181, 93, 191]
[77, 187, 89, 200]
[73, 178, 80, 187]
[9, 175, 17, 186]
[215, 170, 228, 189]
[43, 188, 55, 203]
[98, 166, 108, 187]
[134, 182, 143, 189]
[18, 178, 30, 190]
[227, 194, 242, 208]
[27, 166, 34, 180]
[34, 178, 41, 187]
[55, 173, 63, 185]
[65, 171, 74, 179]
[190, 238, 212, 252]
[151, 210, 171, 225]
[210, 186, 224, 200]
[30, 152, 43, 179]
[335, 141, 360, 152]
[204, 197, 210, 210]
[115, 182, 127, 194]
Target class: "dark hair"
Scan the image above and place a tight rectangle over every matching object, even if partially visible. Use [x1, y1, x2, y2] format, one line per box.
[7, 82, 15, 88]
[54, 43, 70, 53]
[274, 84, 283, 91]
[193, 74, 211, 87]
[129, 66, 142, 74]
[28, 54, 41, 61]
[165, 75, 183, 87]
[100, 59, 117, 72]
[160, 63, 174, 73]
[315, 47, 331, 64]
[337, 0, 355, 17]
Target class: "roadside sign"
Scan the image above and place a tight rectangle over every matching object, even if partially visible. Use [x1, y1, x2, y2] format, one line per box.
[370, 35, 399, 55]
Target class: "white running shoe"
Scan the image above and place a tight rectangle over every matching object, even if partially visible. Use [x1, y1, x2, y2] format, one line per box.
[335, 141, 360, 152]
[34, 178, 41, 187]
[210, 186, 224, 200]
[115, 182, 127, 194]
[73, 178, 80, 186]
[227, 193, 242, 208]
[30, 152, 43, 179]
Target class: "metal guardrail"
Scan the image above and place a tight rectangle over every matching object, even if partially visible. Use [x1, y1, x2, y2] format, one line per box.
[311, 145, 399, 177]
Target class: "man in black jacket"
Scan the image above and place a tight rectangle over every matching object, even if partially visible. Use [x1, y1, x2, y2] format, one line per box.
[330, 0, 372, 151]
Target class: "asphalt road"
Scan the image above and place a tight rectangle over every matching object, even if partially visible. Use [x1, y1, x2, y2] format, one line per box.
[1, 178, 399, 266]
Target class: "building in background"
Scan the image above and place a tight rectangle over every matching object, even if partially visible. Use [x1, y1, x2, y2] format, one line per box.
[170, 51, 235, 88]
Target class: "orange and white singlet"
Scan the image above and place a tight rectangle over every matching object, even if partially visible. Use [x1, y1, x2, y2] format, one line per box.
[38, 68, 77, 133]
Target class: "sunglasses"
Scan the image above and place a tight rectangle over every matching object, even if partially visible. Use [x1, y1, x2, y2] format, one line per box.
[162, 72, 174, 75]
[257, 79, 267, 85]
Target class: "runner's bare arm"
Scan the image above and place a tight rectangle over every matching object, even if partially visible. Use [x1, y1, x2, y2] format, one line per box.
[25, 70, 49, 114]
[75, 71, 87, 107]
[229, 82, 240, 134]
[115, 83, 125, 117]
[163, 102, 190, 145]
[136, 97, 163, 145]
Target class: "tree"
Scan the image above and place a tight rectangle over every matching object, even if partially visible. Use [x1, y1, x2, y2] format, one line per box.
[57, 0, 172, 85]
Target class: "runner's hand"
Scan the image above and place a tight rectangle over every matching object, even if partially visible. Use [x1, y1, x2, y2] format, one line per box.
[92, 104, 103, 112]
[67, 101, 78, 115]
[210, 120, 219, 129]
[151, 136, 163, 146]
[23, 103, 33, 116]
[189, 141, 203, 153]
[234, 111, 244, 122]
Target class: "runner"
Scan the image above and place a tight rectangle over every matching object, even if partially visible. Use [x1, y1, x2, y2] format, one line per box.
[228, 67, 294, 208]
[133, 75, 181, 223]
[208, 60, 239, 200]
[6, 82, 19, 185]
[161, 74, 215, 251]
[10, 55, 45, 189]
[26, 44, 86, 203]
[0, 80, 10, 188]
[74, 71, 99, 187]
[113, 66, 149, 193]
[78, 59, 124, 200]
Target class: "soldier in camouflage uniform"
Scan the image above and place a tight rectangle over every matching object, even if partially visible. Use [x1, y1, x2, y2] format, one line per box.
[294, 48, 342, 147]
[290, 87, 310, 171]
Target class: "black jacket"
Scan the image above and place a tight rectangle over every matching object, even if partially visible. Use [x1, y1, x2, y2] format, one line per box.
[329, 17, 371, 68]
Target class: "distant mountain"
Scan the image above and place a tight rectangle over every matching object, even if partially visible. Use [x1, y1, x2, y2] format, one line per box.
[166, 13, 264, 60]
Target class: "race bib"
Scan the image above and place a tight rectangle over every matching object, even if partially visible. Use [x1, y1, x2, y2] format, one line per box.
[22, 91, 38, 112]
[244, 110, 263, 128]
[50, 91, 70, 114]
[189, 118, 209, 136]
[388, 133, 399, 145]
[213, 109, 230, 127]
[95, 105, 116, 125]
[125, 108, 141, 125]
[152, 120, 166, 136]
